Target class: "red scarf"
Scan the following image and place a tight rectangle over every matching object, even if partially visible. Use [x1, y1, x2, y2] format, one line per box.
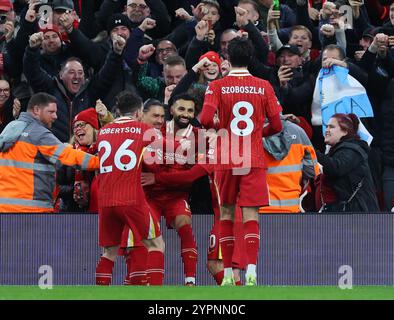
[74, 142, 97, 182]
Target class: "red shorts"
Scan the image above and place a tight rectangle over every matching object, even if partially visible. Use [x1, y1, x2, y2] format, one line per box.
[207, 207, 247, 270]
[215, 168, 269, 207]
[147, 193, 191, 228]
[118, 227, 145, 255]
[99, 202, 161, 248]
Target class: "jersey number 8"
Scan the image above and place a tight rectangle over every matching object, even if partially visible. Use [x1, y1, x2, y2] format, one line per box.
[98, 139, 137, 174]
[230, 101, 254, 136]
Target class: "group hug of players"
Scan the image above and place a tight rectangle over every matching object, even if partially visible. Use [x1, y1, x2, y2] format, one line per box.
[95, 38, 284, 286]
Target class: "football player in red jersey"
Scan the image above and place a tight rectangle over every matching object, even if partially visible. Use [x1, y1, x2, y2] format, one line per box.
[142, 163, 248, 286]
[95, 92, 168, 286]
[200, 37, 283, 286]
[143, 93, 200, 286]
[120, 99, 166, 286]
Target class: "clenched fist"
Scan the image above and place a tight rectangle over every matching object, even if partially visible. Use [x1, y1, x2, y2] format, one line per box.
[29, 32, 44, 48]
[112, 34, 126, 55]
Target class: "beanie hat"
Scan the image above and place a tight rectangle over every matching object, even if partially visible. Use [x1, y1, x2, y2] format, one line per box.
[199, 51, 221, 67]
[0, 0, 12, 11]
[73, 108, 99, 130]
[106, 13, 131, 33]
[40, 24, 62, 39]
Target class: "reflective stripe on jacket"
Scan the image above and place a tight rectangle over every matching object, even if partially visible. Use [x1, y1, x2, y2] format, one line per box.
[0, 112, 99, 212]
[259, 121, 319, 213]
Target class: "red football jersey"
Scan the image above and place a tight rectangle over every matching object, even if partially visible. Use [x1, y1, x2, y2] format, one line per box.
[96, 117, 162, 208]
[201, 69, 282, 170]
[143, 120, 199, 197]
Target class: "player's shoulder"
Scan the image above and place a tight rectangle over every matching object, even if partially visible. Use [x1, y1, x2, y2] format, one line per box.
[191, 123, 201, 134]
[98, 118, 153, 136]
[210, 75, 232, 87]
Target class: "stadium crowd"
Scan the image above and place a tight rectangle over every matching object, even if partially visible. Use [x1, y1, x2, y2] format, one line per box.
[0, 0, 393, 285]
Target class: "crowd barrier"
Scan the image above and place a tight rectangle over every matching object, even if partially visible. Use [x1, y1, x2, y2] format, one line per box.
[0, 213, 393, 285]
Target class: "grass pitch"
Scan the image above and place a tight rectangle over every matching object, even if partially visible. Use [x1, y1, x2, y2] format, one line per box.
[1, 286, 394, 300]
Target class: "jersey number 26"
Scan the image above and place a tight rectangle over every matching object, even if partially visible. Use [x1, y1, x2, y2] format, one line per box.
[98, 139, 137, 174]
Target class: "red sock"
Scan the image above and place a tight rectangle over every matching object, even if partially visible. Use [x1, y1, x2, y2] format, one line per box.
[244, 220, 260, 265]
[124, 253, 131, 285]
[96, 256, 114, 285]
[213, 270, 224, 285]
[147, 250, 164, 285]
[235, 280, 242, 286]
[219, 220, 235, 269]
[177, 224, 198, 278]
[127, 245, 148, 285]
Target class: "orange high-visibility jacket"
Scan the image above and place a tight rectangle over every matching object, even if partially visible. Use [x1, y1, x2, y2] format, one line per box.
[0, 112, 99, 213]
[259, 120, 319, 213]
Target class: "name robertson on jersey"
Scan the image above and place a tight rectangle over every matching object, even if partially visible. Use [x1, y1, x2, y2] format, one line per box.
[221, 86, 265, 95]
[100, 126, 142, 135]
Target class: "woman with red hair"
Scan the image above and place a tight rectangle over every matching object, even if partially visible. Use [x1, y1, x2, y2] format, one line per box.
[316, 113, 379, 212]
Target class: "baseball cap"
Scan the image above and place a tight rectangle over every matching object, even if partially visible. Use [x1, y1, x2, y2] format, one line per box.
[199, 51, 221, 67]
[362, 28, 376, 40]
[275, 44, 302, 57]
[0, 0, 13, 12]
[53, 0, 74, 11]
[106, 13, 131, 33]
[73, 108, 99, 130]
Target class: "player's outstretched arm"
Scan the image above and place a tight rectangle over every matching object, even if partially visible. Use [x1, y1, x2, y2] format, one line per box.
[263, 112, 282, 137]
[142, 164, 209, 187]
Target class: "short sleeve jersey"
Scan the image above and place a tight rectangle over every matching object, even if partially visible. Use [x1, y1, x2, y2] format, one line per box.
[143, 120, 199, 197]
[96, 117, 161, 208]
[203, 69, 282, 170]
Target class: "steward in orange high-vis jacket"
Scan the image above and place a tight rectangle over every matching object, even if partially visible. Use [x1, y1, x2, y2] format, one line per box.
[0, 93, 99, 213]
[259, 117, 319, 213]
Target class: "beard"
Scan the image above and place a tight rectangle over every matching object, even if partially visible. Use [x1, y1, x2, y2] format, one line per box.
[174, 116, 190, 129]
[129, 12, 145, 24]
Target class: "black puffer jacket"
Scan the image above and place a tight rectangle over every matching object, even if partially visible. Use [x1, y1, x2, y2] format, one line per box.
[317, 138, 380, 212]
[0, 96, 15, 134]
[376, 77, 394, 166]
[23, 46, 122, 142]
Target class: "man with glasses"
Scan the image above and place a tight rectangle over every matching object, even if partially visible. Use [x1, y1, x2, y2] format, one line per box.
[135, 39, 178, 78]
[126, 0, 150, 24]
[125, 0, 170, 39]
[155, 40, 177, 65]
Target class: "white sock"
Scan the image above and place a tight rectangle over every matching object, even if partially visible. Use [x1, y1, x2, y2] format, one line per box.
[224, 267, 233, 278]
[246, 264, 256, 276]
[185, 277, 195, 284]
